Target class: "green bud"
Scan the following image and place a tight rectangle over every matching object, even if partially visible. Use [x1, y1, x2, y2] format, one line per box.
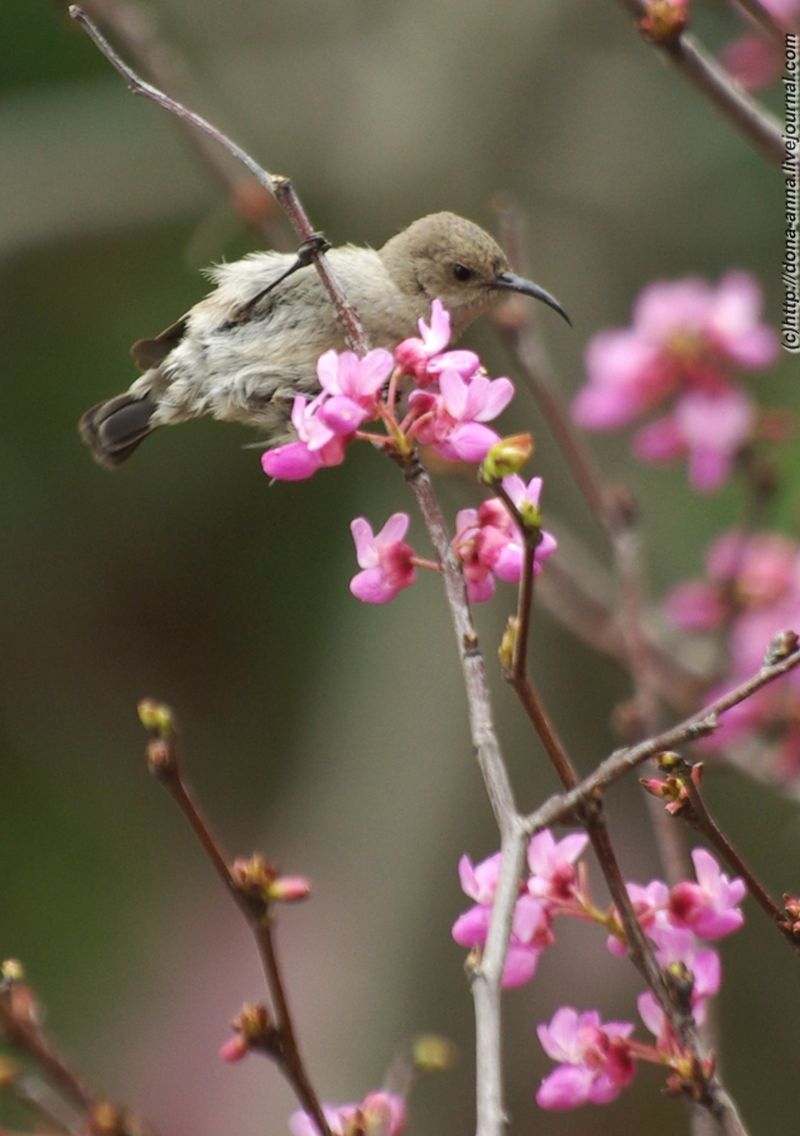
[479, 433, 534, 483]
[137, 698, 175, 738]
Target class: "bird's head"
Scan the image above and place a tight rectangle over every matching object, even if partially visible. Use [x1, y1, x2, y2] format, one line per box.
[379, 211, 570, 336]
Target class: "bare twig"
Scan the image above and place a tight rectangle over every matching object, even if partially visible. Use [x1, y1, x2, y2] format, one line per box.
[732, 0, 791, 40]
[615, 0, 788, 169]
[671, 759, 799, 949]
[59, 0, 287, 247]
[141, 719, 332, 1136]
[0, 1002, 96, 1118]
[523, 642, 800, 834]
[492, 316, 610, 539]
[67, 6, 370, 354]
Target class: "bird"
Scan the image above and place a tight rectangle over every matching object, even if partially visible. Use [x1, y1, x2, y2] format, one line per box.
[79, 211, 569, 468]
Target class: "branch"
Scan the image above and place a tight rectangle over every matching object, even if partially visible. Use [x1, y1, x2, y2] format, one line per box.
[401, 456, 518, 1136]
[0, 999, 95, 1117]
[523, 638, 800, 833]
[67, 6, 370, 354]
[733, 0, 791, 40]
[137, 706, 331, 1136]
[615, 0, 788, 170]
[58, 0, 286, 247]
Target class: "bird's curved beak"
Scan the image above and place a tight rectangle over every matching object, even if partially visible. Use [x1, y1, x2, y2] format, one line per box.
[492, 271, 571, 327]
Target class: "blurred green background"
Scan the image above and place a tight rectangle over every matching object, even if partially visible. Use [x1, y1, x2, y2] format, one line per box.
[2, 2, 798, 1133]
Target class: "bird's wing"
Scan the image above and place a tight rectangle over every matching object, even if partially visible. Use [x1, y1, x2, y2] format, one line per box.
[130, 315, 190, 371]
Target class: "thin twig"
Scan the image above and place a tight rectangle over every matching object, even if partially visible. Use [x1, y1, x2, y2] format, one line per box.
[680, 766, 795, 942]
[59, 0, 287, 246]
[492, 316, 610, 539]
[0, 1001, 96, 1118]
[67, 6, 370, 353]
[615, 0, 788, 170]
[523, 642, 800, 834]
[732, 0, 791, 40]
[152, 756, 332, 1136]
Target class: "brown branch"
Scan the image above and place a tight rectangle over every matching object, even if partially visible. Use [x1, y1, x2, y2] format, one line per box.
[488, 474, 738, 1120]
[675, 760, 799, 949]
[616, 0, 788, 169]
[492, 315, 610, 540]
[142, 720, 332, 1136]
[0, 1002, 96, 1118]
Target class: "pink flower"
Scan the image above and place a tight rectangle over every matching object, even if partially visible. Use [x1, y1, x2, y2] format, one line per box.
[290, 1092, 406, 1136]
[638, 931, 721, 1030]
[536, 1008, 636, 1110]
[410, 369, 515, 462]
[453, 856, 554, 988]
[665, 530, 800, 774]
[633, 388, 756, 492]
[394, 299, 480, 385]
[572, 272, 778, 490]
[350, 514, 417, 604]
[721, 1, 800, 91]
[262, 392, 349, 480]
[606, 879, 670, 957]
[527, 829, 588, 902]
[663, 580, 726, 632]
[666, 529, 800, 638]
[668, 848, 746, 940]
[648, 920, 722, 1025]
[316, 348, 394, 433]
[458, 851, 502, 905]
[452, 480, 557, 603]
[452, 895, 553, 989]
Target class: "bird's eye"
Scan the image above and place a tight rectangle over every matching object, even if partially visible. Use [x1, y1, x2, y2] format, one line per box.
[452, 263, 474, 282]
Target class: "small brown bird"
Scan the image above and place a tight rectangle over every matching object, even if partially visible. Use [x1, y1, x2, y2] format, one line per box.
[79, 212, 569, 467]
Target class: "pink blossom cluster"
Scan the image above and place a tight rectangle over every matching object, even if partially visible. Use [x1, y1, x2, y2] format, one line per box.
[571, 273, 778, 492]
[665, 529, 800, 778]
[262, 300, 514, 481]
[349, 476, 557, 605]
[451, 831, 746, 1110]
[721, 0, 800, 91]
[289, 1091, 406, 1136]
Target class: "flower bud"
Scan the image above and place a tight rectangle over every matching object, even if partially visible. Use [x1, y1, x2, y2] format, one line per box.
[412, 1034, 458, 1072]
[0, 1057, 17, 1089]
[479, 434, 534, 482]
[137, 698, 176, 738]
[219, 1035, 249, 1063]
[639, 0, 689, 44]
[89, 1102, 126, 1136]
[1, 959, 24, 984]
[498, 617, 519, 672]
[267, 875, 312, 903]
[231, 853, 275, 902]
[220, 1002, 274, 1063]
[765, 628, 799, 664]
[145, 736, 177, 778]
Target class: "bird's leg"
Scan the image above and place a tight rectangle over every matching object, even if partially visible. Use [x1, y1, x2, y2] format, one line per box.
[227, 232, 332, 324]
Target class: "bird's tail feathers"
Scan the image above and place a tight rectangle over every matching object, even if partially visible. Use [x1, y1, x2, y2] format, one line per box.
[78, 392, 156, 469]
